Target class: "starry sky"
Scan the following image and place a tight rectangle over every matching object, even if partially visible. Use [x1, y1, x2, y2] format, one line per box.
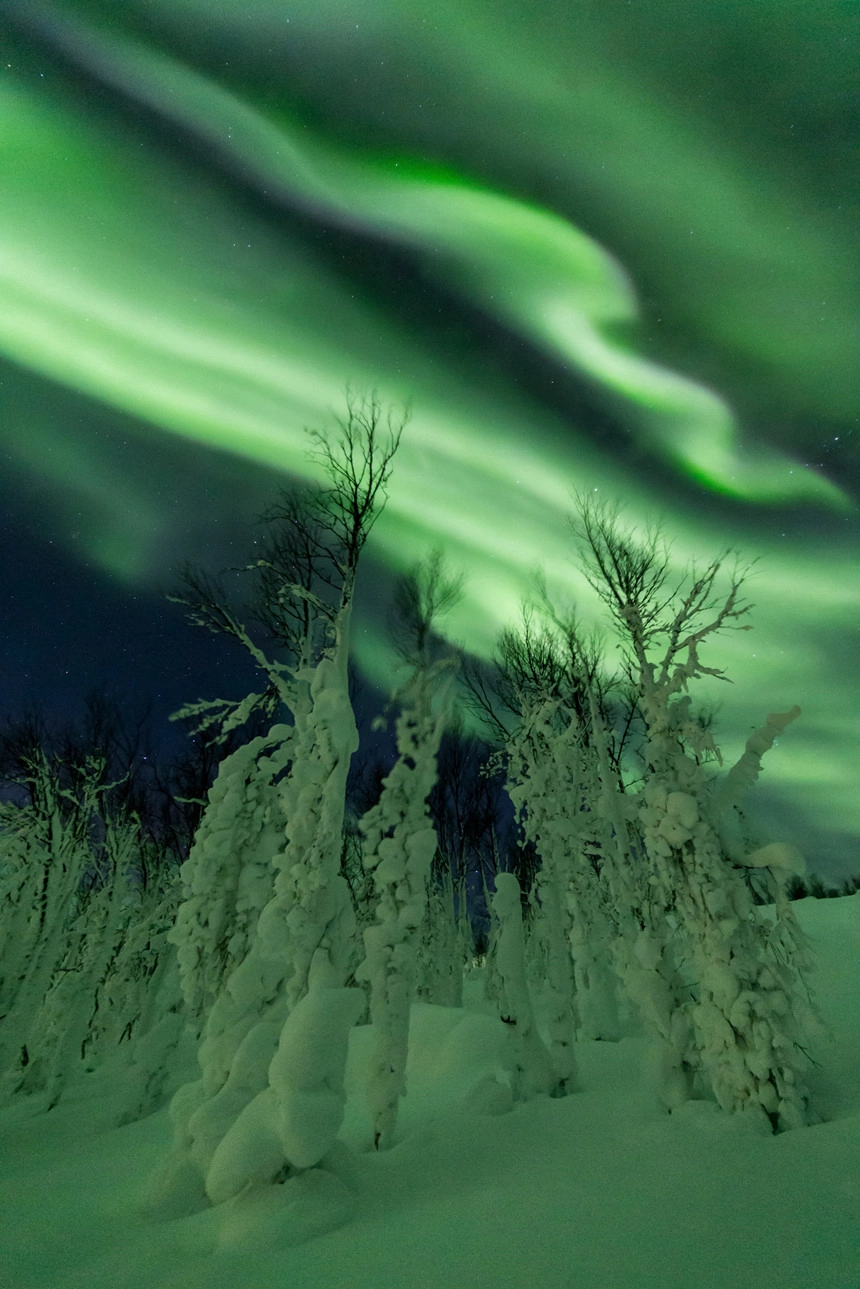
[1, 0, 857, 879]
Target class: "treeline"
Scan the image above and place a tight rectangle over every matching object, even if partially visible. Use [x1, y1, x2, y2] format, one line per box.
[786, 873, 860, 900]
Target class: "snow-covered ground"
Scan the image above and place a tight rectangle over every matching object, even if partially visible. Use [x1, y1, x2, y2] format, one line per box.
[2, 895, 857, 1289]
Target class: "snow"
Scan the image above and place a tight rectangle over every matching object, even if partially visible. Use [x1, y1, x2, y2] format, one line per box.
[1, 895, 858, 1289]
[744, 842, 806, 876]
[267, 974, 364, 1169]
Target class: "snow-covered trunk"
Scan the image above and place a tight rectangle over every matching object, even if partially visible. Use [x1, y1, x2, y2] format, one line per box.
[86, 868, 181, 1056]
[203, 950, 364, 1207]
[479, 875, 504, 1008]
[156, 724, 300, 1191]
[357, 669, 446, 1149]
[491, 872, 553, 1101]
[0, 827, 45, 1066]
[198, 612, 362, 1201]
[536, 865, 578, 1095]
[505, 702, 579, 1096]
[585, 688, 672, 1047]
[625, 919, 695, 1110]
[565, 886, 620, 1042]
[255, 641, 358, 1009]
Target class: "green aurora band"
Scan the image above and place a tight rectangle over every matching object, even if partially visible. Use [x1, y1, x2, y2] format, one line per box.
[0, 0, 857, 874]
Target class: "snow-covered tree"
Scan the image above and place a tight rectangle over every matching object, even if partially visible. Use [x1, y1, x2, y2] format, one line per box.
[357, 549, 460, 1148]
[572, 496, 816, 1129]
[92, 869, 186, 1125]
[169, 727, 294, 1029]
[504, 699, 580, 1095]
[155, 392, 406, 1209]
[472, 605, 626, 1065]
[0, 751, 118, 1097]
[464, 607, 632, 1035]
[0, 736, 183, 1114]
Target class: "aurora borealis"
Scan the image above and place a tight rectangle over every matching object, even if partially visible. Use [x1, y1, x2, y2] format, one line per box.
[1, 1, 857, 878]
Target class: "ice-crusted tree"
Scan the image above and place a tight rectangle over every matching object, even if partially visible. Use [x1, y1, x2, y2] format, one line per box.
[167, 397, 407, 1029]
[357, 549, 461, 1148]
[155, 391, 407, 1211]
[572, 496, 815, 1130]
[516, 603, 652, 1047]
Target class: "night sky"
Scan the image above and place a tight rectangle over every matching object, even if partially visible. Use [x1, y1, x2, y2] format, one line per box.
[1, 1, 857, 879]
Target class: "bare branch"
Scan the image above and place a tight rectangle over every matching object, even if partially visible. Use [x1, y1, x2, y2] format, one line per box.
[306, 388, 408, 582]
[571, 494, 674, 654]
[458, 653, 515, 744]
[169, 562, 292, 704]
[389, 546, 464, 666]
[570, 494, 755, 693]
[168, 563, 245, 641]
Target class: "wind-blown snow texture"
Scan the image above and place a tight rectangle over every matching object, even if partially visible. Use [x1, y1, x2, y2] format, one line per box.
[1, 895, 857, 1289]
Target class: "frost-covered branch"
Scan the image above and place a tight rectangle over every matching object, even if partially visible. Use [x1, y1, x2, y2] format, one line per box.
[713, 706, 802, 816]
